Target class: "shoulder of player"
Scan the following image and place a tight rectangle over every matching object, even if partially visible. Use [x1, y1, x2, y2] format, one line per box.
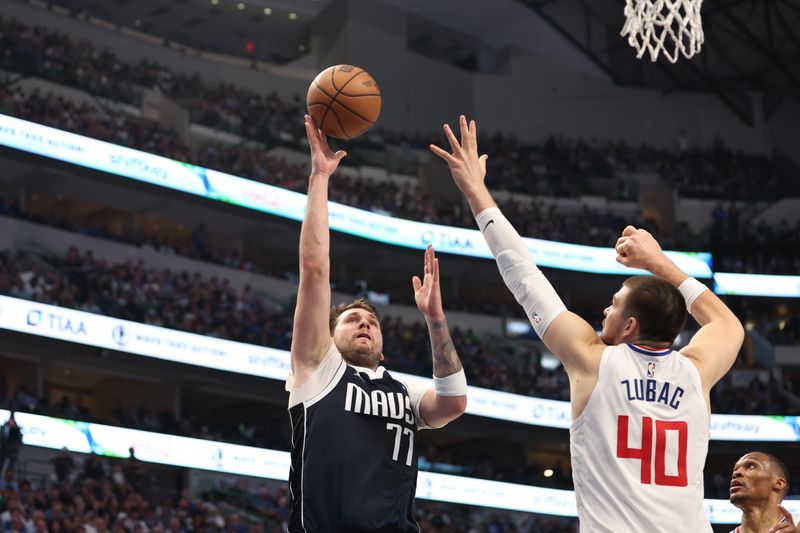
[289, 340, 339, 390]
[675, 345, 707, 371]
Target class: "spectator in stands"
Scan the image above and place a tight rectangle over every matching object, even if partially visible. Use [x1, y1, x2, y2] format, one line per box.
[0, 412, 23, 475]
[52, 447, 76, 482]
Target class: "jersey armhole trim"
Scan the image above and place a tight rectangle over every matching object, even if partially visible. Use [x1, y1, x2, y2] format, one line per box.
[680, 352, 710, 421]
[303, 358, 347, 408]
[288, 343, 341, 408]
[413, 388, 433, 430]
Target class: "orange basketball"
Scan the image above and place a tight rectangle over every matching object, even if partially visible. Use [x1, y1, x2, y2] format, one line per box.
[306, 65, 381, 139]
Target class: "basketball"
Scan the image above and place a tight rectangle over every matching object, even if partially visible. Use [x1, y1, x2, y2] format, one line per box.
[306, 65, 381, 139]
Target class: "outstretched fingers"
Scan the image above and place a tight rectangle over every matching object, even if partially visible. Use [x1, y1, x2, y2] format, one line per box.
[460, 115, 477, 154]
[425, 245, 434, 278]
[458, 115, 470, 151]
[443, 123, 461, 154]
[429, 143, 455, 164]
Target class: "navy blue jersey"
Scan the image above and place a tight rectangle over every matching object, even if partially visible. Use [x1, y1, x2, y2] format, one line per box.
[287, 344, 430, 533]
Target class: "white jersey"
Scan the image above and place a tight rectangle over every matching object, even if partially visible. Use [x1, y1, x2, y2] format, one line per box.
[570, 343, 711, 533]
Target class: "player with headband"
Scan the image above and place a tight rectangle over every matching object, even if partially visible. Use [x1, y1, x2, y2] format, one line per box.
[430, 115, 744, 532]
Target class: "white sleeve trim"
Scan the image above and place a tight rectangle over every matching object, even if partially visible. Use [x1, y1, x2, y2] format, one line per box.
[394, 375, 434, 430]
[287, 342, 343, 408]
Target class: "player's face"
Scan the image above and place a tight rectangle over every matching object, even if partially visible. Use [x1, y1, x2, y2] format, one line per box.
[333, 308, 384, 369]
[600, 285, 632, 345]
[729, 453, 776, 506]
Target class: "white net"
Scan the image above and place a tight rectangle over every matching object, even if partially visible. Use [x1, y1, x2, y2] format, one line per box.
[621, 0, 704, 63]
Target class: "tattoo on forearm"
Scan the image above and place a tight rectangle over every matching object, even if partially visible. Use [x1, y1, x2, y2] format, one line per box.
[429, 320, 463, 377]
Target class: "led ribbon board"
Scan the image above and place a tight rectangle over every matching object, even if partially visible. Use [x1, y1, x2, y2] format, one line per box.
[1, 295, 797, 441]
[0, 114, 712, 276]
[2, 410, 795, 524]
[714, 272, 800, 298]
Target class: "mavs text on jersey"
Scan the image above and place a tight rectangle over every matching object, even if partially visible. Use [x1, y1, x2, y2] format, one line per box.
[286, 343, 430, 533]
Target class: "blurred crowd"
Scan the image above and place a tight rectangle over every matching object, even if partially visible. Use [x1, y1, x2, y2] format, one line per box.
[1, 17, 798, 255]
[4, 84, 797, 273]
[0, 373, 288, 452]
[0, 247, 293, 349]
[709, 205, 800, 275]
[2, 424, 796, 532]
[710, 373, 796, 416]
[0, 442, 582, 533]
[0, 86, 655, 250]
[0, 244, 795, 418]
[0, 245, 570, 401]
[2, 15, 791, 201]
[0, 447, 278, 532]
[413, 501, 578, 533]
[0, 15, 796, 530]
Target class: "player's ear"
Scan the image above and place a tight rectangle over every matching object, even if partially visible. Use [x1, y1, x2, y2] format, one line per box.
[773, 476, 786, 494]
[379, 353, 385, 362]
[623, 316, 638, 337]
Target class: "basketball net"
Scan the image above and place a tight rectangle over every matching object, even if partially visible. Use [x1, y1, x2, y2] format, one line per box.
[621, 0, 704, 63]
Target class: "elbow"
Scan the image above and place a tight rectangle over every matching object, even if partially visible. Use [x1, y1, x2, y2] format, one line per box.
[731, 318, 745, 346]
[722, 310, 745, 343]
[452, 394, 468, 416]
[442, 394, 468, 420]
[426, 395, 468, 429]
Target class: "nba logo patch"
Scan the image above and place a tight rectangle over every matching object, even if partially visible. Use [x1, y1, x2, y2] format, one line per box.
[647, 361, 657, 378]
[530, 312, 542, 325]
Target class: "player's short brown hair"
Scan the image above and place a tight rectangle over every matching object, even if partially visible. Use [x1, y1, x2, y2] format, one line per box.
[622, 276, 687, 344]
[329, 298, 381, 335]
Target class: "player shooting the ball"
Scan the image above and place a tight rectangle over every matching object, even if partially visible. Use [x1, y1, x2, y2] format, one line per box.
[286, 115, 467, 533]
[431, 115, 745, 532]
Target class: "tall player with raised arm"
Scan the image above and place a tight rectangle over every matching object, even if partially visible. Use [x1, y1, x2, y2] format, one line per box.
[286, 115, 467, 533]
[430, 116, 745, 532]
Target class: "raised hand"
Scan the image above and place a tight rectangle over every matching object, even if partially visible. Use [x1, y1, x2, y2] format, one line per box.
[614, 225, 667, 271]
[412, 245, 445, 322]
[305, 114, 346, 178]
[768, 505, 798, 533]
[429, 115, 489, 196]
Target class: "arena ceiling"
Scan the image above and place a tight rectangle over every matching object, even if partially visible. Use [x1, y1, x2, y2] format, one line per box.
[46, 0, 800, 126]
[47, 0, 321, 63]
[520, 0, 800, 125]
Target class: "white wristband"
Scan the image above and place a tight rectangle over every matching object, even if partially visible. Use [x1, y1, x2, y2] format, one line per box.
[678, 277, 708, 313]
[433, 369, 467, 396]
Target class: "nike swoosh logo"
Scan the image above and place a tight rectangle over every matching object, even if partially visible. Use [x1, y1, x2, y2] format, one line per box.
[482, 219, 495, 231]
